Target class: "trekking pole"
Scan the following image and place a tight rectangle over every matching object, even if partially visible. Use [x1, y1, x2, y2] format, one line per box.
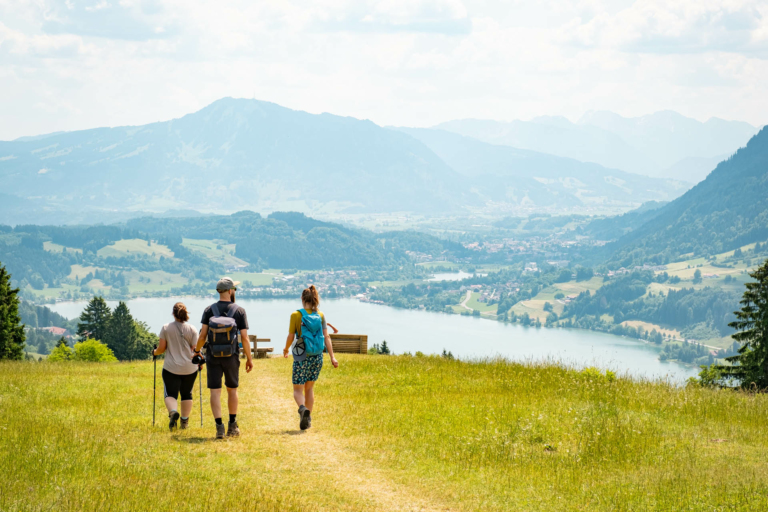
[152, 356, 157, 427]
[199, 365, 203, 427]
[152, 344, 157, 427]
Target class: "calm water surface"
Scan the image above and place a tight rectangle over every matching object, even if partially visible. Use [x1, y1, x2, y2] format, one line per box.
[50, 297, 698, 381]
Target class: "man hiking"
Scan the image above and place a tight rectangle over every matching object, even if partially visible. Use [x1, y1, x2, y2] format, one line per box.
[194, 277, 253, 439]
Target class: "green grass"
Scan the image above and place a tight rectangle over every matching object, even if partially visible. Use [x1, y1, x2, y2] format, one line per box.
[97, 239, 174, 259]
[321, 356, 768, 510]
[227, 272, 275, 287]
[181, 238, 249, 267]
[4, 357, 768, 511]
[43, 241, 82, 254]
[124, 270, 190, 293]
[464, 292, 498, 314]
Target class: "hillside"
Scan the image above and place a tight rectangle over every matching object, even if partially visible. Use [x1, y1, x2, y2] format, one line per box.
[0, 98, 477, 219]
[607, 126, 768, 266]
[396, 128, 688, 208]
[0, 211, 467, 303]
[436, 111, 757, 180]
[3, 357, 768, 511]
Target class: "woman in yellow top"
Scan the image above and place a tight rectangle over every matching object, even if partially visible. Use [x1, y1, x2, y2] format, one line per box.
[283, 285, 339, 430]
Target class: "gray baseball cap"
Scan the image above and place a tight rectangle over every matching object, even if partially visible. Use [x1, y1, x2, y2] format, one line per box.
[216, 277, 241, 292]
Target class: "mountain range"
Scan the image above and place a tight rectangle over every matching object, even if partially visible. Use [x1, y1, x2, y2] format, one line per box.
[0, 98, 476, 220]
[436, 111, 759, 182]
[601, 126, 768, 265]
[0, 98, 742, 225]
[396, 128, 689, 208]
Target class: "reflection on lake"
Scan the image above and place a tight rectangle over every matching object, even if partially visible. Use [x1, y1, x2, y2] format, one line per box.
[49, 297, 698, 381]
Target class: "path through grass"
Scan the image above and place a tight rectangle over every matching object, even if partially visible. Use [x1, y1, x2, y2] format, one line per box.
[3, 356, 768, 511]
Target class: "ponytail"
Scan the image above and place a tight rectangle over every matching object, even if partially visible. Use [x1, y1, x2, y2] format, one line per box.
[301, 285, 320, 311]
[173, 302, 189, 322]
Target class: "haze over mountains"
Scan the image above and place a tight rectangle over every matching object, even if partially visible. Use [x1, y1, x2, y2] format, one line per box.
[603, 125, 768, 265]
[437, 111, 759, 183]
[0, 98, 755, 225]
[396, 128, 688, 208]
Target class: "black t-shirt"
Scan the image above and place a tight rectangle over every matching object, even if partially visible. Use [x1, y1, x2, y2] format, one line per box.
[201, 301, 249, 331]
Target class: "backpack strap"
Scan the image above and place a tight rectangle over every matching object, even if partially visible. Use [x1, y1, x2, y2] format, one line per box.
[211, 304, 220, 317]
[224, 303, 238, 318]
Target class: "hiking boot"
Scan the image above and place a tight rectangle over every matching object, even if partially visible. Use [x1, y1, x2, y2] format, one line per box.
[215, 423, 225, 439]
[180, 417, 189, 430]
[227, 421, 240, 437]
[306, 411, 312, 430]
[299, 406, 311, 431]
[169, 411, 180, 431]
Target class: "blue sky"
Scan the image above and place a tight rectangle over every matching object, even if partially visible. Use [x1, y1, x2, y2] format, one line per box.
[1, 0, 767, 140]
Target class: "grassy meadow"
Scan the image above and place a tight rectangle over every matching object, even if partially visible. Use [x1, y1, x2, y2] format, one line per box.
[3, 356, 768, 511]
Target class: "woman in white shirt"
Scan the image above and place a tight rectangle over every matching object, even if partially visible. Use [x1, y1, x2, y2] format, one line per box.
[152, 302, 200, 431]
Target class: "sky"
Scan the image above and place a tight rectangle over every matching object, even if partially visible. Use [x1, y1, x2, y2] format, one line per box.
[1, 0, 767, 140]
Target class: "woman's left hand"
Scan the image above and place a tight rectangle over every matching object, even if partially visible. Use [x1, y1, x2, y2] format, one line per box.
[283, 347, 290, 358]
[331, 357, 339, 368]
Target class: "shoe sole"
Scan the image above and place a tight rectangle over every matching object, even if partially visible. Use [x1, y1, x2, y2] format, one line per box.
[169, 411, 180, 431]
[300, 409, 310, 430]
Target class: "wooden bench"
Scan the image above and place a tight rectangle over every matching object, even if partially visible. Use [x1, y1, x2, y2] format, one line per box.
[329, 334, 368, 354]
[246, 336, 273, 359]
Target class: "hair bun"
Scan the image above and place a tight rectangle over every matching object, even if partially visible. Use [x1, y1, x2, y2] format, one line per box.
[302, 286, 320, 310]
[173, 302, 189, 322]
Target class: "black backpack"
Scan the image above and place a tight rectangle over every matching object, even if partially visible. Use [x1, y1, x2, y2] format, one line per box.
[206, 303, 239, 357]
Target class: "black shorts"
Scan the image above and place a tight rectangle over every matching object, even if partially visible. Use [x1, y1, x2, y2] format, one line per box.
[162, 369, 198, 401]
[206, 355, 240, 389]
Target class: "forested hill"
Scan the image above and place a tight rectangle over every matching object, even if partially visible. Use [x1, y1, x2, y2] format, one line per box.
[126, 211, 468, 269]
[0, 212, 468, 295]
[606, 126, 768, 266]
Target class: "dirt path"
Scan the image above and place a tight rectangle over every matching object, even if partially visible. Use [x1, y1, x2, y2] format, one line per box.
[459, 290, 472, 311]
[243, 360, 450, 512]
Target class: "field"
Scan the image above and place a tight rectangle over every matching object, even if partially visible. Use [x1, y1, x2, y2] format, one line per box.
[43, 241, 82, 254]
[226, 271, 276, 287]
[97, 239, 174, 259]
[3, 357, 768, 511]
[464, 291, 498, 314]
[181, 238, 249, 268]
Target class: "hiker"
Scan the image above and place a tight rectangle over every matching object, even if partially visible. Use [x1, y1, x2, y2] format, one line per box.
[152, 302, 200, 431]
[283, 285, 339, 431]
[193, 277, 253, 439]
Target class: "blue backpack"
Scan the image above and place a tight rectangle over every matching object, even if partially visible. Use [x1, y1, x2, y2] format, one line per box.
[295, 309, 325, 357]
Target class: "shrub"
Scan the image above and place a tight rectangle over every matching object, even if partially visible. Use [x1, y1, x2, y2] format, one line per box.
[48, 339, 72, 362]
[73, 339, 118, 362]
[579, 366, 616, 382]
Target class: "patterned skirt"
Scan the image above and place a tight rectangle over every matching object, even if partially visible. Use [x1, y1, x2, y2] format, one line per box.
[292, 354, 324, 385]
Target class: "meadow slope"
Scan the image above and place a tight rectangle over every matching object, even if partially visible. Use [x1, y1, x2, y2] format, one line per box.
[2, 356, 768, 511]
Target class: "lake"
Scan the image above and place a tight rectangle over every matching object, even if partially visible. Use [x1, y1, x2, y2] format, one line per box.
[49, 297, 699, 381]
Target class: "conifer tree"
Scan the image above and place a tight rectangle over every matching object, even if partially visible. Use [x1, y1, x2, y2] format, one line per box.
[106, 301, 135, 361]
[77, 297, 112, 343]
[0, 263, 25, 360]
[715, 259, 768, 387]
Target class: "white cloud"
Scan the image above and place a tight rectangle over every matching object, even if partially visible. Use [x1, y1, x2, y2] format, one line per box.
[0, 0, 766, 141]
